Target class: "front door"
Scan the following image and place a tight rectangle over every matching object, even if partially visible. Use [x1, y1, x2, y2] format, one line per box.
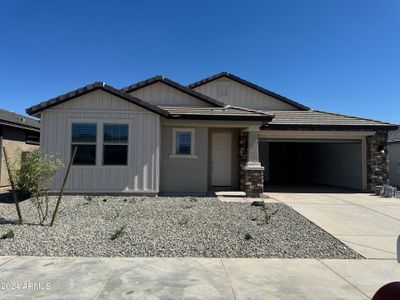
[211, 132, 232, 186]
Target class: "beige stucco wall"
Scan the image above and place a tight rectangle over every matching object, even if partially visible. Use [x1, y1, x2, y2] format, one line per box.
[160, 126, 209, 194]
[0, 126, 39, 187]
[159, 121, 242, 195]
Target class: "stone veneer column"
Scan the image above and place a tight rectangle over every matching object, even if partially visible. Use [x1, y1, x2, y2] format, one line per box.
[366, 131, 389, 192]
[239, 127, 264, 197]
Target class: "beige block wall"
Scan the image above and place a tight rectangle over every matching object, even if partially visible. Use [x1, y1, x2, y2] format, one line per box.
[1, 126, 39, 187]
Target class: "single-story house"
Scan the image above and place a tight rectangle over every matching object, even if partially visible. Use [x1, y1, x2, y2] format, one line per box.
[26, 72, 398, 196]
[388, 128, 400, 188]
[0, 109, 40, 187]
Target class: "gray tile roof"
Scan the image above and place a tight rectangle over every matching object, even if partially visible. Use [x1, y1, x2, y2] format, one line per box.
[188, 72, 310, 110]
[389, 128, 400, 143]
[0, 108, 40, 131]
[159, 105, 274, 121]
[122, 76, 226, 107]
[263, 110, 398, 130]
[25, 82, 271, 121]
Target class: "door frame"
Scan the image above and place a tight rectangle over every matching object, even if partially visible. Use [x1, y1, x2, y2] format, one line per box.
[211, 131, 232, 187]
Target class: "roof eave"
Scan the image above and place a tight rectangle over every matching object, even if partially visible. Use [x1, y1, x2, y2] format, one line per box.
[263, 124, 399, 131]
[0, 120, 40, 132]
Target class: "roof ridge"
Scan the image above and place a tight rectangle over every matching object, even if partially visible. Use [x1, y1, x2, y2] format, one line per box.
[121, 76, 225, 107]
[188, 72, 310, 110]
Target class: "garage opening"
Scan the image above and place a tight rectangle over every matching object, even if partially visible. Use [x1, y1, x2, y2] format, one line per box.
[259, 140, 363, 192]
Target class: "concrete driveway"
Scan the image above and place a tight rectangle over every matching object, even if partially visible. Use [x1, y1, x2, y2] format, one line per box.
[267, 192, 400, 259]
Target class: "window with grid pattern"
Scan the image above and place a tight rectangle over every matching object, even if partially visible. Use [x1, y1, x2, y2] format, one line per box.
[103, 124, 128, 165]
[71, 123, 97, 165]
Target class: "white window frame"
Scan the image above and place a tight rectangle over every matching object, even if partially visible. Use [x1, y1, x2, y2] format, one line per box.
[102, 123, 129, 166]
[71, 122, 98, 166]
[170, 128, 197, 158]
[68, 119, 131, 168]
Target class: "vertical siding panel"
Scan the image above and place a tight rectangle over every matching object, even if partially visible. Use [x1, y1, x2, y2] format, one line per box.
[129, 82, 211, 107]
[138, 115, 144, 190]
[42, 90, 159, 193]
[192, 77, 299, 110]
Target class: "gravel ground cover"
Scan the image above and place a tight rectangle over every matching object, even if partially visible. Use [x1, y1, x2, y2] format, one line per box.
[0, 196, 361, 258]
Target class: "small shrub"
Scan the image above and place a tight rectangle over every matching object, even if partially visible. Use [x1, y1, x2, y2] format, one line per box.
[178, 217, 189, 226]
[1, 230, 14, 240]
[12, 150, 62, 225]
[110, 225, 126, 240]
[84, 195, 93, 202]
[188, 196, 197, 203]
[103, 198, 107, 202]
[244, 233, 253, 240]
[261, 202, 278, 224]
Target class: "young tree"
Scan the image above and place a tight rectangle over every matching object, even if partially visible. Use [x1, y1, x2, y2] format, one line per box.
[13, 150, 62, 225]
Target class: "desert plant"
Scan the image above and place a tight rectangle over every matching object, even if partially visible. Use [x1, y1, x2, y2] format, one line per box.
[12, 150, 62, 225]
[178, 216, 189, 226]
[188, 196, 197, 203]
[110, 225, 126, 240]
[1, 230, 14, 240]
[261, 202, 278, 224]
[244, 233, 253, 240]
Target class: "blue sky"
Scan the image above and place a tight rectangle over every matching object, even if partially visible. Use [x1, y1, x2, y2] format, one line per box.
[0, 0, 399, 123]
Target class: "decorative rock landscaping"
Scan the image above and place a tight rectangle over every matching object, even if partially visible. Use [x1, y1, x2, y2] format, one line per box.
[0, 196, 361, 258]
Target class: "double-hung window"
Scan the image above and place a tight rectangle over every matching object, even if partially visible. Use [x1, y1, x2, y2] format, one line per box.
[172, 128, 195, 157]
[103, 124, 128, 165]
[71, 123, 97, 165]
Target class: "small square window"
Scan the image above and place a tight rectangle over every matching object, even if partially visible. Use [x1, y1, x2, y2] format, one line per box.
[173, 129, 195, 156]
[176, 131, 191, 154]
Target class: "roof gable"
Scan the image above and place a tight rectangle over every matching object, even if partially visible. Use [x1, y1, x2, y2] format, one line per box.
[189, 72, 310, 111]
[121, 76, 225, 107]
[26, 82, 169, 117]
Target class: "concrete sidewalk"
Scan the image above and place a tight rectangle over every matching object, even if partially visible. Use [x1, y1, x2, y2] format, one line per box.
[268, 192, 400, 259]
[0, 256, 399, 299]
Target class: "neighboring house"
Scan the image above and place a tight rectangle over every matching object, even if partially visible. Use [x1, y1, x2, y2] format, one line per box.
[388, 128, 400, 188]
[0, 109, 40, 187]
[26, 72, 398, 196]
